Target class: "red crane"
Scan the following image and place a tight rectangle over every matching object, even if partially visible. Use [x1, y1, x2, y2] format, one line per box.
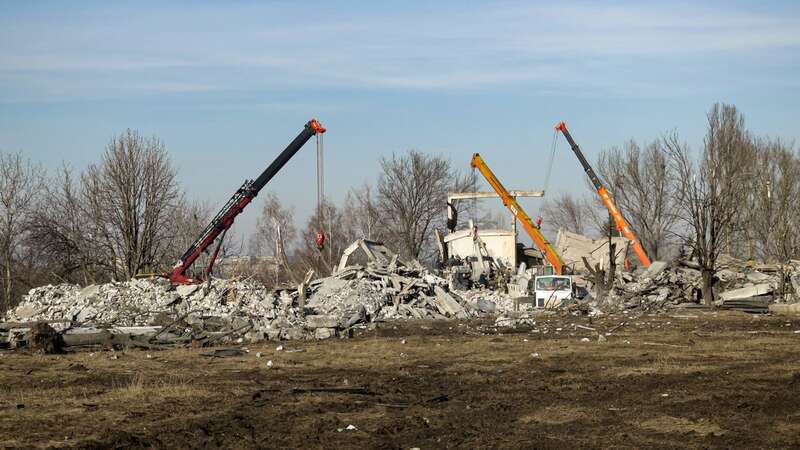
[169, 119, 326, 284]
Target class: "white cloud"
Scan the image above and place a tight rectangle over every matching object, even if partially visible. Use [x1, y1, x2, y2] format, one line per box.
[0, 1, 797, 99]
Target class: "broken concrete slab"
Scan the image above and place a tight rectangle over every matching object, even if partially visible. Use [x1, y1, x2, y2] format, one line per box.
[314, 327, 337, 340]
[432, 286, 467, 318]
[476, 298, 497, 313]
[769, 303, 800, 315]
[641, 261, 669, 280]
[745, 271, 772, 283]
[719, 283, 774, 302]
[176, 284, 201, 298]
[74, 307, 98, 324]
[304, 315, 340, 329]
[555, 229, 630, 271]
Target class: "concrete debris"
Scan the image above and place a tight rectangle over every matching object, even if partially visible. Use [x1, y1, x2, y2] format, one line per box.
[458, 289, 516, 312]
[4, 241, 799, 350]
[27, 322, 64, 354]
[769, 303, 800, 315]
[2, 240, 498, 346]
[304, 315, 339, 329]
[718, 284, 773, 301]
[593, 257, 799, 313]
[555, 230, 630, 271]
[640, 261, 669, 280]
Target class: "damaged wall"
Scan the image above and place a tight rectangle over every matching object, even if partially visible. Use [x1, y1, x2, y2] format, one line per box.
[444, 229, 517, 267]
[555, 229, 630, 271]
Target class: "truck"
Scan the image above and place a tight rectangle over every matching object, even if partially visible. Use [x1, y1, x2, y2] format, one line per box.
[532, 275, 574, 308]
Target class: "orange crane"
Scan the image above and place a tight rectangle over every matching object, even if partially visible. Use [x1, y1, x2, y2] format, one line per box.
[554, 121, 652, 268]
[470, 153, 566, 274]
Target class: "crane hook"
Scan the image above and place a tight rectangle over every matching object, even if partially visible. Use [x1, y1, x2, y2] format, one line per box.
[315, 132, 326, 251]
[315, 231, 326, 250]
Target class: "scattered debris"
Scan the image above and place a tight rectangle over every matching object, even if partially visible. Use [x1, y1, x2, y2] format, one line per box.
[28, 322, 64, 354]
[200, 348, 246, 358]
[594, 257, 798, 313]
[3, 241, 799, 351]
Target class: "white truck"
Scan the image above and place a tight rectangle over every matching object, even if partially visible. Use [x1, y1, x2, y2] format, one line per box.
[533, 275, 575, 308]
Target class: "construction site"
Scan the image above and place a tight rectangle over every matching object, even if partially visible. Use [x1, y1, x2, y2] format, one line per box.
[2, 114, 800, 448]
[3, 3, 800, 449]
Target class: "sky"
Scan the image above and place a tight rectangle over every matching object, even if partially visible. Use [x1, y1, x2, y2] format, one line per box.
[1, 0, 799, 241]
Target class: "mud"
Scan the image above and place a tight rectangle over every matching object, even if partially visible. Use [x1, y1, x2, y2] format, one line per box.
[1, 311, 800, 449]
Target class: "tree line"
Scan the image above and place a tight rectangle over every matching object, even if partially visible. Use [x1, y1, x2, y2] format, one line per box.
[2, 102, 796, 312]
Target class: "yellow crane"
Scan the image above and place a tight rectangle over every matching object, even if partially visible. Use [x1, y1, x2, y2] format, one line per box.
[470, 153, 566, 274]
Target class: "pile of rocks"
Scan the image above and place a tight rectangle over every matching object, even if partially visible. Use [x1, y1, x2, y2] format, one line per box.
[3, 257, 499, 345]
[596, 258, 799, 313]
[5, 278, 305, 341]
[313, 263, 483, 321]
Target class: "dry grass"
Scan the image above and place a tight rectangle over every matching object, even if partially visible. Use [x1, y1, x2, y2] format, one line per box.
[106, 373, 206, 401]
[0, 311, 799, 448]
[638, 415, 725, 436]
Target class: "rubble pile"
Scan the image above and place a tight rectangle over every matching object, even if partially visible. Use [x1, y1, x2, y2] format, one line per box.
[3, 257, 493, 346]
[5, 234, 799, 350]
[6, 278, 305, 340]
[456, 289, 509, 313]
[305, 262, 485, 325]
[597, 259, 799, 313]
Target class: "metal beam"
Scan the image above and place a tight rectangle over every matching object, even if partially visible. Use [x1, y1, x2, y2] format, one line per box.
[447, 190, 545, 202]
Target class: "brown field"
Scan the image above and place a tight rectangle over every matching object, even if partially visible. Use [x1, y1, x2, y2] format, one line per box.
[2, 311, 800, 449]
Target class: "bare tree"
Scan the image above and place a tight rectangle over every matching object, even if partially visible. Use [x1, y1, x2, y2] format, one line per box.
[81, 130, 180, 280]
[541, 192, 593, 236]
[665, 104, 754, 305]
[377, 150, 473, 262]
[27, 165, 100, 284]
[250, 193, 297, 284]
[744, 139, 800, 262]
[596, 139, 676, 260]
[0, 151, 44, 312]
[342, 183, 383, 241]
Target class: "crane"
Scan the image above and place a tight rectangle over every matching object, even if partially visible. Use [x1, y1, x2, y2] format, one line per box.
[169, 119, 326, 284]
[470, 153, 567, 274]
[554, 121, 651, 268]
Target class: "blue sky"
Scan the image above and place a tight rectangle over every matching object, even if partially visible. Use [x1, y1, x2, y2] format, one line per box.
[1, 0, 799, 238]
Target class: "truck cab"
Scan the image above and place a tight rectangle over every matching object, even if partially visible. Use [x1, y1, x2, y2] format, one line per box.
[533, 275, 573, 308]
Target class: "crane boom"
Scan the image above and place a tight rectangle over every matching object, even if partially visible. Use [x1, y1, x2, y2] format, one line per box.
[170, 119, 326, 284]
[470, 153, 566, 274]
[554, 121, 652, 268]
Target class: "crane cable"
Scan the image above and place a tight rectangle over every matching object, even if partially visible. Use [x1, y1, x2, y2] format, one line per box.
[315, 132, 326, 251]
[541, 129, 558, 196]
[471, 166, 478, 240]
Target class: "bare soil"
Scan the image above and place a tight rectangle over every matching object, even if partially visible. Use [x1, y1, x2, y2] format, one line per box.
[2, 310, 800, 449]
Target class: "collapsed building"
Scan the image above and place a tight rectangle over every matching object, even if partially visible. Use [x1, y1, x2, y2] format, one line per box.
[1, 239, 496, 348]
[3, 234, 799, 350]
[3, 120, 800, 351]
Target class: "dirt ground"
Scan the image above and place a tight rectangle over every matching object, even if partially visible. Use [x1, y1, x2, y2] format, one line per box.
[2, 310, 800, 449]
